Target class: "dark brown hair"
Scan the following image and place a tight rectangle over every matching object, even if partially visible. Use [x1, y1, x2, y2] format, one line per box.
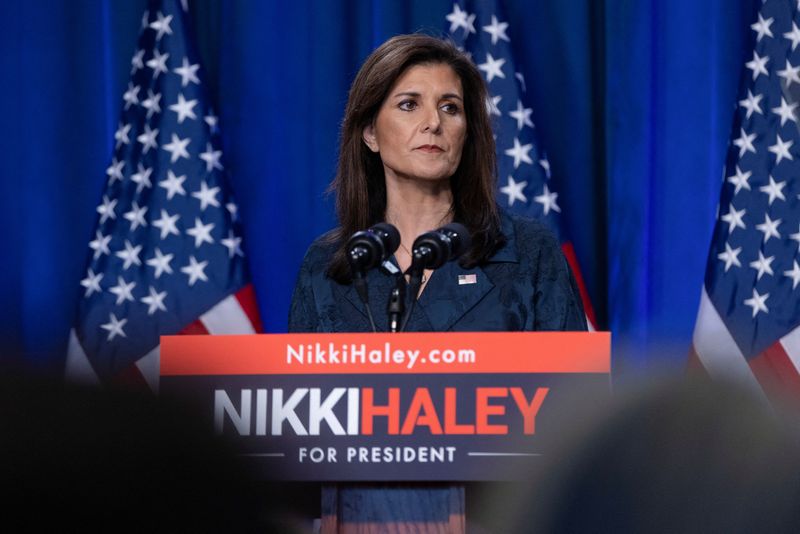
[327, 33, 504, 283]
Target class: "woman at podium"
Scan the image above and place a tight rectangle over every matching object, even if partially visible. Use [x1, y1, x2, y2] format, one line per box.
[289, 34, 586, 334]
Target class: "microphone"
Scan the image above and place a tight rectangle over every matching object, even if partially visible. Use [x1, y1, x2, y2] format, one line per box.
[346, 223, 400, 332]
[346, 223, 401, 275]
[408, 222, 471, 274]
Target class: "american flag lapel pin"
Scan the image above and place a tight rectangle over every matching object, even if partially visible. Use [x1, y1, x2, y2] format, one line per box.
[458, 274, 477, 285]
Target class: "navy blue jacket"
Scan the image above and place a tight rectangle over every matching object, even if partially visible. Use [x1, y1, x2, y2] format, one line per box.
[288, 211, 587, 333]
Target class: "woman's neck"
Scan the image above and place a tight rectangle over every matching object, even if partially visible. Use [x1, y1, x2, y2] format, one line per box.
[384, 176, 454, 244]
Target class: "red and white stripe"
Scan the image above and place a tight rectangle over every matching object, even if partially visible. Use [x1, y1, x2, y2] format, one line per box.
[561, 242, 597, 331]
[691, 286, 800, 405]
[66, 285, 262, 393]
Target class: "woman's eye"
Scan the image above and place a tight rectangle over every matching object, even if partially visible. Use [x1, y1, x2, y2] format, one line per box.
[398, 100, 417, 111]
[441, 103, 459, 114]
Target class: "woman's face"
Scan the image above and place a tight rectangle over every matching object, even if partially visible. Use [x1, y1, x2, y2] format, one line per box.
[363, 63, 467, 184]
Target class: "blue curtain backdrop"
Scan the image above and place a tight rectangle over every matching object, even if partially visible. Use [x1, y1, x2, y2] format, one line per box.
[0, 0, 759, 374]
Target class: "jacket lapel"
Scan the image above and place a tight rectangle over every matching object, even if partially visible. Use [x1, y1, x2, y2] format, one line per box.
[415, 261, 494, 332]
[415, 213, 520, 332]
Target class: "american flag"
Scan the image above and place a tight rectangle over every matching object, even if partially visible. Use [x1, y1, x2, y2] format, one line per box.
[692, 0, 800, 403]
[66, 0, 261, 391]
[444, 0, 597, 328]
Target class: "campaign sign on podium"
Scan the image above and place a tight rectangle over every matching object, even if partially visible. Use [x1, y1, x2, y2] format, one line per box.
[160, 332, 610, 481]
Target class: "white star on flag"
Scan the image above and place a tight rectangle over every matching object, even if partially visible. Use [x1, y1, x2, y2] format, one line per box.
[109, 276, 136, 305]
[146, 49, 170, 78]
[149, 11, 173, 40]
[727, 165, 752, 194]
[785, 21, 800, 51]
[136, 125, 159, 154]
[739, 90, 763, 118]
[785, 261, 800, 289]
[100, 313, 127, 341]
[130, 163, 153, 193]
[504, 137, 533, 168]
[777, 60, 800, 87]
[759, 176, 786, 205]
[159, 170, 186, 199]
[130, 49, 145, 74]
[152, 209, 180, 239]
[478, 52, 506, 82]
[221, 231, 244, 258]
[743, 288, 769, 318]
[720, 205, 746, 234]
[174, 57, 200, 87]
[80, 269, 104, 297]
[106, 158, 125, 183]
[169, 93, 198, 123]
[482, 15, 509, 45]
[114, 123, 131, 148]
[192, 180, 221, 210]
[500, 175, 527, 206]
[486, 95, 502, 116]
[199, 142, 223, 172]
[717, 243, 742, 272]
[123, 83, 140, 110]
[509, 100, 533, 130]
[446, 3, 476, 35]
[768, 134, 793, 163]
[141, 286, 168, 315]
[162, 133, 191, 163]
[732, 128, 757, 157]
[181, 256, 209, 286]
[751, 13, 774, 42]
[115, 240, 143, 270]
[750, 250, 775, 280]
[146, 248, 174, 278]
[141, 90, 162, 118]
[771, 97, 797, 126]
[534, 184, 561, 215]
[123, 201, 148, 231]
[88, 231, 111, 259]
[745, 50, 769, 80]
[97, 195, 118, 224]
[186, 217, 215, 247]
[756, 213, 782, 243]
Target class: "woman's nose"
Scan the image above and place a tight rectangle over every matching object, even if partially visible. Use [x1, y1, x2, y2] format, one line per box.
[421, 107, 442, 134]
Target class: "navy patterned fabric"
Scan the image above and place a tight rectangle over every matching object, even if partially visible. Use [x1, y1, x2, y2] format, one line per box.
[289, 210, 587, 333]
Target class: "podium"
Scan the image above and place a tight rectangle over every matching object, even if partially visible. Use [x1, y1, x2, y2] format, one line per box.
[161, 331, 610, 532]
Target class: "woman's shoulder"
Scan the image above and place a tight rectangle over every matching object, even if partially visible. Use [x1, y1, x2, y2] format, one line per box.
[499, 208, 560, 250]
[299, 229, 341, 270]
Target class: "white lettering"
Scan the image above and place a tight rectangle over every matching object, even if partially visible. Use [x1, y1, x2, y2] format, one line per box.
[309, 388, 346, 435]
[271, 388, 309, 436]
[214, 389, 251, 436]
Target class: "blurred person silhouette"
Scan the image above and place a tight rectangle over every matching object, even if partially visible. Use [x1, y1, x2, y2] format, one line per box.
[0, 367, 309, 533]
[474, 378, 800, 533]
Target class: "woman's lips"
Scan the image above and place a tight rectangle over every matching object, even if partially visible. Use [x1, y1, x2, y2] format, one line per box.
[416, 145, 444, 153]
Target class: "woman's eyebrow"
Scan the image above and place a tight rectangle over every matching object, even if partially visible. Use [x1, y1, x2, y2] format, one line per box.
[391, 91, 463, 101]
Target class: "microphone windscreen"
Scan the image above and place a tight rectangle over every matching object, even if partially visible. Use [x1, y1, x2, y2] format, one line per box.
[440, 222, 471, 258]
[371, 223, 401, 256]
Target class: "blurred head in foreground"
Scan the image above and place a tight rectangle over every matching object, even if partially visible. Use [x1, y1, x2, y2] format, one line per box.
[501, 379, 800, 533]
[0, 370, 302, 533]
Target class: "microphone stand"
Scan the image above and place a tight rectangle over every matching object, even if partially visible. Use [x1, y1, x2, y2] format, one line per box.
[399, 250, 426, 332]
[387, 275, 405, 333]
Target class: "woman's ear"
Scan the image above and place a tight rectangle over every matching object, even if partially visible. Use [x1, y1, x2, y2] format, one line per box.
[362, 124, 379, 153]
